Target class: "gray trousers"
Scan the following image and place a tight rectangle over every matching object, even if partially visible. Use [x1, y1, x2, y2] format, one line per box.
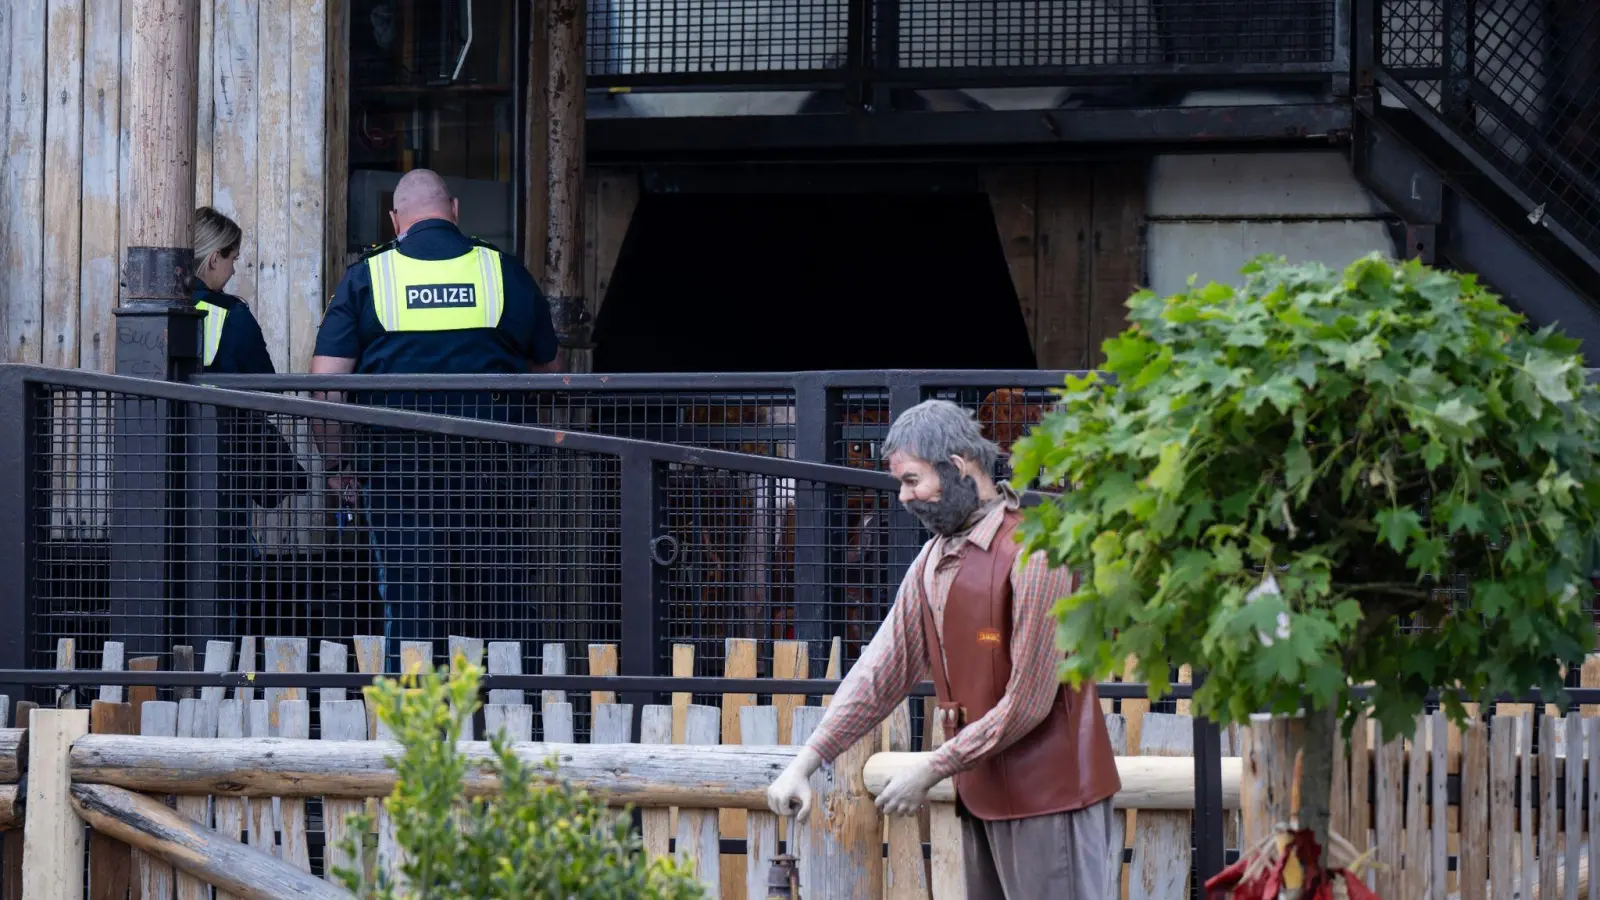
[960, 798, 1117, 899]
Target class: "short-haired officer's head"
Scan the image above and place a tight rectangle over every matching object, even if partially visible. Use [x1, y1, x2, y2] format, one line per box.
[882, 399, 1001, 536]
[390, 168, 459, 239]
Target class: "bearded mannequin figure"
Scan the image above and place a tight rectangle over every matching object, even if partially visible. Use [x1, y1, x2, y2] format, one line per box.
[764, 399, 1121, 900]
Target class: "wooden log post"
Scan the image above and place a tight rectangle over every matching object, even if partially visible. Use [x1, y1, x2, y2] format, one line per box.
[545, 0, 589, 372]
[23, 708, 91, 900]
[116, 0, 205, 379]
[71, 784, 351, 900]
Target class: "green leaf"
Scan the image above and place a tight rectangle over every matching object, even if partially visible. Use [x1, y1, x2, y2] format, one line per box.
[1448, 502, 1486, 536]
[1147, 442, 1185, 495]
[1433, 397, 1483, 430]
[1285, 444, 1314, 496]
[1375, 507, 1424, 554]
[1524, 349, 1576, 404]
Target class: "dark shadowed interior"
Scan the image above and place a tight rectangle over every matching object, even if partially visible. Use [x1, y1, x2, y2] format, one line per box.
[593, 192, 1037, 372]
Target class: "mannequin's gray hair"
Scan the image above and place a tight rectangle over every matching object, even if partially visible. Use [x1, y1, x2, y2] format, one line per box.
[881, 399, 998, 475]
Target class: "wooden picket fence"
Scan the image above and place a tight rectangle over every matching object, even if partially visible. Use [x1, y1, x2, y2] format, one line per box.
[8, 638, 1600, 899]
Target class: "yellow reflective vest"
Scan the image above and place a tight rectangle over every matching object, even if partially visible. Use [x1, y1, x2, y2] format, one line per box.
[196, 298, 227, 367]
[366, 245, 506, 333]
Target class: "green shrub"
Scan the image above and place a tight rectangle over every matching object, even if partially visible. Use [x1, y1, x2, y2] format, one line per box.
[334, 660, 705, 900]
[1009, 253, 1600, 844]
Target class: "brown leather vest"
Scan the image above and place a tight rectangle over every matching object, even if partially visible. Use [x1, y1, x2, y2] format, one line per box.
[921, 510, 1122, 821]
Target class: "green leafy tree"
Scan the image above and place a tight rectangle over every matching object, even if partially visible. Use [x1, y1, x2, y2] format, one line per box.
[1009, 253, 1600, 849]
[334, 660, 705, 900]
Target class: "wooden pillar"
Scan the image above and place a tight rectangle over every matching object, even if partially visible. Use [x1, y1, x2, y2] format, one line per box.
[22, 708, 91, 900]
[116, 0, 204, 379]
[545, 0, 589, 372]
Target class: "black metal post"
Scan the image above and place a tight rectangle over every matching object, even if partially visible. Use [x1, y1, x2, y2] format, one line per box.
[110, 301, 203, 659]
[1191, 671, 1227, 881]
[0, 368, 37, 708]
[845, 0, 874, 111]
[187, 403, 222, 645]
[792, 374, 830, 665]
[618, 450, 664, 724]
[869, 0, 899, 111]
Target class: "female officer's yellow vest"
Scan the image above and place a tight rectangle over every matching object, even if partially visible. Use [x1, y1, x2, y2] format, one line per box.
[196, 299, 227, 366]
[366, 245, 505, 332]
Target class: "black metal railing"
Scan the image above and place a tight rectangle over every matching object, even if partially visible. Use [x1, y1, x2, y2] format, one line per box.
[583, 0, 1349, 92]
[1369, 0, 1600, 271]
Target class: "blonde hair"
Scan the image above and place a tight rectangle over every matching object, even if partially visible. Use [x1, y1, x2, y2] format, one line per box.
[192, 206, 242, 271]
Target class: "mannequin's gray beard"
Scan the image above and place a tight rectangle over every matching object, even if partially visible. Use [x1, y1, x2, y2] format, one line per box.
[904, 461, 982, 536]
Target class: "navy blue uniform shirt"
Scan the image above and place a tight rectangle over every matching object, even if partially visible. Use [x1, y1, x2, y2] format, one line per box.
[195, 287, 276, 374]
[313, 218, 558, 374]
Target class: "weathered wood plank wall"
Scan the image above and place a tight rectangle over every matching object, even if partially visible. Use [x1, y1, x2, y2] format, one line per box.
[2, 0, 339, 374]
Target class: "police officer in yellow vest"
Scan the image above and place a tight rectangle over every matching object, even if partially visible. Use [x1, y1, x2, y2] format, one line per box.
[310, 169, 559, 660]
[192, 207, 308, 636]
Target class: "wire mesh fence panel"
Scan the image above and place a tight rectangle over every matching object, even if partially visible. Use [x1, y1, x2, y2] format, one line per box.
[1378, 0, 1600, 253]
[889, 0, 1337, 70]
[587, 0, 851, 77]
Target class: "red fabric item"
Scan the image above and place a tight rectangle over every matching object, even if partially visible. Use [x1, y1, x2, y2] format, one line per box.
[1202, 830, 1382, 900]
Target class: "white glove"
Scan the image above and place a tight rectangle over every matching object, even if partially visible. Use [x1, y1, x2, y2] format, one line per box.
[767, 747, 822, 822]
[874, 756, 939, 817]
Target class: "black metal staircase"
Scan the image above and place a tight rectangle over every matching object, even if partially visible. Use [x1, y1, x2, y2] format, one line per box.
[1349, 0, 1600, 349]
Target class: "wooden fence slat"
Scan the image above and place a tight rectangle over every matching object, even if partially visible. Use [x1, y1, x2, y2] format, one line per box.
[676, 705, 720, 892]
[172, 645, 194, 702]
[98, 642, 125, 704]
[486, 641, 523, 707]
[1374, 721, 1404, 899]
[247, 700, 276, 860]
[721, 638, 757, 900]
[883, 701, 927, 900]
[1130, 713, 1190, 900]
[214, 700, 247, 900]
[1543, 716, 1561, 900]
[640, 705, 673, 861]
[4, 702, 35, 900]
[740, 706, 780, 900]
[1587, 717, 1599, 900]
[543, 702, 574, 744]
[134, 702, 178, 900]
[174, 698, 211, 900]
[588, 643, 618, 709]
[21, 709, 89, 900]
[278, 701, 311, 872]
[353, 636, 382, 739]
[55, 639, 75, 709]
[1525, 711, 1537, 900]
[1461, 718, 1489, 900]
[265, 637, 307, 731]
[1350, 713, 1371, 860]
[1431, 712, 1448, 900]
[669, 644, 692, 745]
[399, 641, 431, 678]
[235, 637, 257, 704]
[447, 636, 483, 671]
[1569, 713, 1584, 900]
[321, 700, 366, 886]
[195, 0, 212, 207]
[772, 640, 806, 747]
[542, 643, 567, 711]
[213, 0, 259, 316]
[927, 714, 965, 900]
[1491, 716, 1517, 898]
[1104, 714, 1128, 888]
[484, 703, 533, 742]
[87, 701, 133, 900]
[255, 0, 292, 368]
[791, 703, 882, 900]
[1330, 706, 1349, 844]
[319, 641, 348, 707]
[373, 712, 404, 891]
[1404, 713, 1431, 897]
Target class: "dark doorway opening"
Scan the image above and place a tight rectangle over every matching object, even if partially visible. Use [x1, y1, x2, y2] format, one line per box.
[593, 192, 1037, 372]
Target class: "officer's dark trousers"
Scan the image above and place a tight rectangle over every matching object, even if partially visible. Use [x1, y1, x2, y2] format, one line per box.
[363, 435, 533, 670]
